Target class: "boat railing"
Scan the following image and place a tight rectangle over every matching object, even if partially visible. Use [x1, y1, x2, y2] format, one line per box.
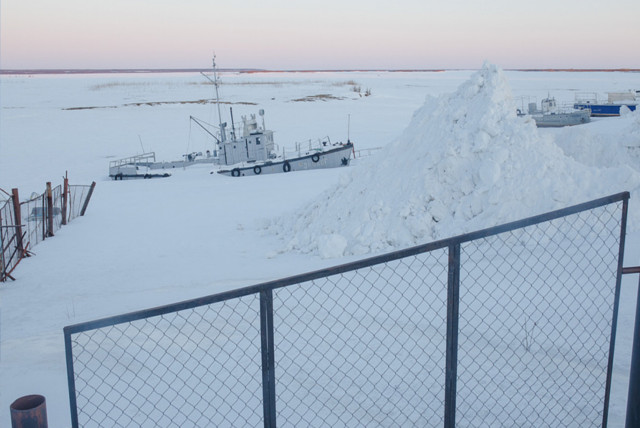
[558, 100, 585, 113]
[109, 152, 156, 168]
[575, 92, 599, 103]
[354, 147, 383, 158]
[607, 91, 637, 103]
[285, 137, 334, 159]
[575, 91, 637, 105]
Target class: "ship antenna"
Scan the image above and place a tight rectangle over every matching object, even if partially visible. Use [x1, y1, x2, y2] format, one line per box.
[347, 113, 351, 143]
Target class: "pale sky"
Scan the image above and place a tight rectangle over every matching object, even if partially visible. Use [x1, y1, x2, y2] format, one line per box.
[1, 0, 639, 70]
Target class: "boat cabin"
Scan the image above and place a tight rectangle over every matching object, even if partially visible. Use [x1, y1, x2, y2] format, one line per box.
[219, 114, 276, 166]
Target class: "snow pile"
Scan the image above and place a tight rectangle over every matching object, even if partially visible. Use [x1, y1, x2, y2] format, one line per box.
[554, 106, 640, 170]
[270, 63, 640, 257]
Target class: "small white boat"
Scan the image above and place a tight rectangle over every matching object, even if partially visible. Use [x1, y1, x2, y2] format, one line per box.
[109, 153, 172, 180]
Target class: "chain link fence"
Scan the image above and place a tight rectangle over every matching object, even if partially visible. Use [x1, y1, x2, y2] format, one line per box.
[1, 182, 95, 281]
[64, 192, 630, 427]
[456, 204, 622, 427]
[271, 252, 448, 427]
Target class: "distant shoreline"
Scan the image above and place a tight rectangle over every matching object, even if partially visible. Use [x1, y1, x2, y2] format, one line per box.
[1, 68, 639, 75]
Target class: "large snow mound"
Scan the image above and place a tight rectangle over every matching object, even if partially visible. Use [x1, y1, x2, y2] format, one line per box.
[268, 63, 640, 258]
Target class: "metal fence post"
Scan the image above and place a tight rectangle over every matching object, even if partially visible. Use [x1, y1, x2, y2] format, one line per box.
[626, 274, 640, 428]
[11, 188, 23, 253]
[444, 243, 461, 428]
[261, 290, 277, 428]
[63, 328, 80, 428]
[62, 175, 68, 226]
[604, 194, 629, 428]
[46, 182, 54, 237]
[0, 212, 5, 282]
[79, 182, 96, 216]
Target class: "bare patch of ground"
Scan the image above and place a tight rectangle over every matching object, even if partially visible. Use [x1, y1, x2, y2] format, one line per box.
[63, 99, 257, 110]
[290, 94, 346, 102]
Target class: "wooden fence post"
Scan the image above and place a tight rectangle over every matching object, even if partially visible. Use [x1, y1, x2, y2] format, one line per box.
[80, 182, 96, 216]
[11, 188, 24, 254]
[46, 182, 54, 237]
[62, 174, 69, 226]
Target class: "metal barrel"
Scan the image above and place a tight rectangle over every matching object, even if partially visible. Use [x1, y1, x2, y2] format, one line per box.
[10, 395, 48, 428]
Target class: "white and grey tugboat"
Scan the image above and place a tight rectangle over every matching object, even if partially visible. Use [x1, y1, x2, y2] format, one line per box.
[206, 56, 354, 177]
[214, 111, 354, 177]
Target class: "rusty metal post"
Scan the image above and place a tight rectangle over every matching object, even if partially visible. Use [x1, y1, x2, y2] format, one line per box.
[46, 182, 54, 237]
[80, 182, 96, 216]
[10, 394, 48, 428]
[11, 188, 23, 254]
[62, 175, 68, 226]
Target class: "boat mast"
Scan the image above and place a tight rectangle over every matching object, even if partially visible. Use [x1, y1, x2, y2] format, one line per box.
[212, 55, 227, 142]
[230, 107, 236, 140]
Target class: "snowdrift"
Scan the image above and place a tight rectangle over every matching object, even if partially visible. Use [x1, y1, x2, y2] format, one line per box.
[270, 63, 640, 258]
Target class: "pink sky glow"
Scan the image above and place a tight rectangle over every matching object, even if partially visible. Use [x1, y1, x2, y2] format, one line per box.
[1, 0, 639, 70]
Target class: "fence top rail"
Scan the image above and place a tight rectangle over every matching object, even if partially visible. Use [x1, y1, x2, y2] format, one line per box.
[63, 191, 630, 336]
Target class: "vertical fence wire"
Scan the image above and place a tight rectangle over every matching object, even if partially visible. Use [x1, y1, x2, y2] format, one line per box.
[68, 185, 92, 221]
[1, 199, 18, 280]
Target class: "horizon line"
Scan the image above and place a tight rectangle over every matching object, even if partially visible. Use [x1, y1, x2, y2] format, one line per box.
[2, 68, 640, 75]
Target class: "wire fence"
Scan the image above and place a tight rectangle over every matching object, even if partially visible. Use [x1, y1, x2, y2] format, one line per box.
[1, 181, 96, 282]
[0, 198, 20, 282]
[64, 192, 630, 427]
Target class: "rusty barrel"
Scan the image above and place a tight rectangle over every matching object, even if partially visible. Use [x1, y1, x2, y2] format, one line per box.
[10, 395, 48, 428]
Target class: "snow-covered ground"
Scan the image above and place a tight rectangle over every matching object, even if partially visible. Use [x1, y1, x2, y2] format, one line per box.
[1, 66, 639, 426]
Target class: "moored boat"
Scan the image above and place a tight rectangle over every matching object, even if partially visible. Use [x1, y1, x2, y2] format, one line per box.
[518, 96, 590, 127]
[574, 91, 638, 117]
[218, 139, 353, 177]
[109, 153, 172, 180]
[201, 56, 354, 177]
[109, 56, 355, 179]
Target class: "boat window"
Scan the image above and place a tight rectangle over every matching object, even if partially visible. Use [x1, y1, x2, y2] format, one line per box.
[256, 137, 261, 145]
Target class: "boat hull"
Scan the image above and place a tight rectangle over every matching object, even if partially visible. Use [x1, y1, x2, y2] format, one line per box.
[573, 103, 637, 117]
[533, 110, 591, 127]
[146, 157, 217, 170]
[217, 143, 353, 177]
